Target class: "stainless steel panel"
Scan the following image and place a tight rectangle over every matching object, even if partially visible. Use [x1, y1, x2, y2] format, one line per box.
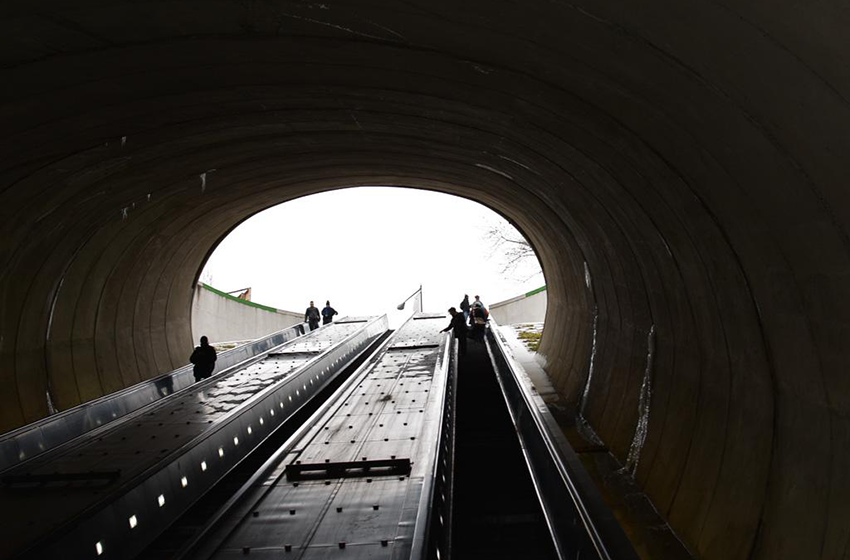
[202, 313, 452, 560]
[6, 317, 387, 560]
[0, 323, 309, 474]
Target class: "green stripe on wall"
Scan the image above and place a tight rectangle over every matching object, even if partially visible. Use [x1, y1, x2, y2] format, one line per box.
[524, 285, 547, 297]
[200, 283, 279, 313]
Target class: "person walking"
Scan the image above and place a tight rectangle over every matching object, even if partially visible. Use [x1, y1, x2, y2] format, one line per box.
[305, 301, 321, 331]
[460, 294, 470, 321]
[190, 336, 217, 382]
[322, 300, 338, 325]
[440, 307, 468, 356]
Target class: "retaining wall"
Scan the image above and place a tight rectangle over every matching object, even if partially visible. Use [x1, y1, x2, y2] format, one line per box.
[489, 286, 547, 325]
[191, 283, 303, 344]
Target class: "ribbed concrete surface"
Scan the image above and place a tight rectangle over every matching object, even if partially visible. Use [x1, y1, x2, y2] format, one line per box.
[0, 2, 848, 559]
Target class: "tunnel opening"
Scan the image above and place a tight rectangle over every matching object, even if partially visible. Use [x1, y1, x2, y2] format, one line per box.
[193, 185, 548, 337]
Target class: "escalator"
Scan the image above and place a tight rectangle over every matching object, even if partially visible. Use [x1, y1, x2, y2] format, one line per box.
[451, 338, 558, 559]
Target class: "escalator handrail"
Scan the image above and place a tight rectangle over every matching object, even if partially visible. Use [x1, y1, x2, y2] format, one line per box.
[486, 320, 640, 560]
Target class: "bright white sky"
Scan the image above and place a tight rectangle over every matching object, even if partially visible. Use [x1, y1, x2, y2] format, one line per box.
[201, 187, 543, 328]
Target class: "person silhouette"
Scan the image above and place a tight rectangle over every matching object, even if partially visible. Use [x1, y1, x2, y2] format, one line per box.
[469, 296, 489, 342]
[322, 301, 338, 325]
[460, 294, 470, 321]
[440, 307, 468, 356]
[305, 301, 321, 331]
[190, 336, 217, 382]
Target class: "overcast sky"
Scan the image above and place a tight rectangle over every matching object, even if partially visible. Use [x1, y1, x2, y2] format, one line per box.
[201, 187, 543, 327]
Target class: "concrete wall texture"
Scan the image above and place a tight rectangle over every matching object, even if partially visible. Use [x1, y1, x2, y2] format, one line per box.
[489, 287, 548, 325]
[1, 3, 848, 559]
[191, 283, 302, 344]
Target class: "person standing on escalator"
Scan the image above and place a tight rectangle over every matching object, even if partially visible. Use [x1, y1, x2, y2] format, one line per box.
[469, 296, 489, 342]
[190, 336, 217, 382]
[460, 294, 471, 322]
[440, 307, 468, 356]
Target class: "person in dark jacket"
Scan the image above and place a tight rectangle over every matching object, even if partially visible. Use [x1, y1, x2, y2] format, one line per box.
[460, 294, 470, 321]
[469, 298, 489, 342]
[440, 307, 468, 356]
[190, 336, 217, 382]
[305, 301, 321, 331]
[322, 301, 338, 325]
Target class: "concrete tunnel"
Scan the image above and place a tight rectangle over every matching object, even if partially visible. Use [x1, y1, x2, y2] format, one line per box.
[0, 2, 848, 559]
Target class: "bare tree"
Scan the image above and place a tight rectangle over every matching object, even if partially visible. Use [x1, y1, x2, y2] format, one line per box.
[483, 220, 542, 280]
[200, 267, 214, 286]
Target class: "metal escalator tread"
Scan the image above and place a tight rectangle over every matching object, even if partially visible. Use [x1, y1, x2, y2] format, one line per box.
[451, 340, 559, 560]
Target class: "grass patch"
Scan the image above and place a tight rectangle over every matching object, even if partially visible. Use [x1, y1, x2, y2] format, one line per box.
[518, 330, 542, 352]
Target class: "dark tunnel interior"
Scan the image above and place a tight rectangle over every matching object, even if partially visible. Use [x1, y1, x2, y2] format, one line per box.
[1, 2, 849, 558]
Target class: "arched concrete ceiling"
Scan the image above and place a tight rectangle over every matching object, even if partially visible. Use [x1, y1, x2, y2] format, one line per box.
[1, 2, 849, 559]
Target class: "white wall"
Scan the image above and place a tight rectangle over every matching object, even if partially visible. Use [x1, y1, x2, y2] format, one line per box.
[489, 287, 547, 325]
[191, 283, 303, 343]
